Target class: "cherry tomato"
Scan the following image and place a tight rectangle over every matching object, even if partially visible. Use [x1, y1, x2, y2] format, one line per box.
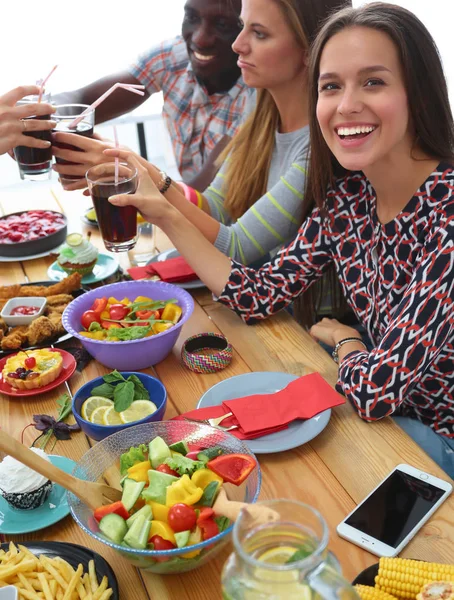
[155, 464, 179, 477]
[90, 297, 108, 314]
[109, 304, 130, 321]
[81, 310, 101, 330]
[149, 535, 176, 561]
[168, 503, 197, 533]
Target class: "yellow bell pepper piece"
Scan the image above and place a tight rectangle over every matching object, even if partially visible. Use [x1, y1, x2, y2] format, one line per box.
[191, 468, 223, 490]
[152, 322, 173, 334]
[80, 331, 107, 340]
[127, 460, 151, 483]
[161, 303, 183, 324]
[120, 298, 131, 306]
[149, 520, 176, 544]
[134, 295, 153, 305]
[100, 310, 110, 320]
[146, 500, 169, 523]
[165, 475, 203, 507]
[107, 296, 120, 305]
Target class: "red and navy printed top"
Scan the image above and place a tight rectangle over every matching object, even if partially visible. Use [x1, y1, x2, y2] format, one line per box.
[218, 163, 454, 438]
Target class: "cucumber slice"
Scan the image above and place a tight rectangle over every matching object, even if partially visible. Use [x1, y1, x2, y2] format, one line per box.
[121, 478, 145, 511]
[149, 436, 171, 468]
[169, 440, 189, 456]
[123, 514, 151, 550]
[99, 513, 128, 545]
[197, 446, 224, 461]
[126, 504, 152, 528]
[142, 470, 178, 505]
[174, 530, 191, 548]
[199, 481, 220, 507]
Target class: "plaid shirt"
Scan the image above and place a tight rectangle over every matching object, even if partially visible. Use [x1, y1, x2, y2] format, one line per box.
[130, 36, 253, 181]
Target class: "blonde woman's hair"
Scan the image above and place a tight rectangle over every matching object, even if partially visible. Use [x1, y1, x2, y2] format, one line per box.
[220, 0, 350, 221]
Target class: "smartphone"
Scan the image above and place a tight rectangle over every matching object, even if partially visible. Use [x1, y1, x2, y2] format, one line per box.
[337, 463, 452, 557]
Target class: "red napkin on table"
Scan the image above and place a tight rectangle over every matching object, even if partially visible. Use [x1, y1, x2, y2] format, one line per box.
[127, 256, 198, 283]
[173, 373, 345, 440]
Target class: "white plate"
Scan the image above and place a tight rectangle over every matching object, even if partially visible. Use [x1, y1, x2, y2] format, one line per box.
[197, 372, 331, 454]
[147, 248, 205, 290]
[0, 244, 62, 262]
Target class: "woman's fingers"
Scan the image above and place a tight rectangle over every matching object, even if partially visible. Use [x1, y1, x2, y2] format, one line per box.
[59, 178, 87, 191]
[1, 85, 41, 106]
[14, 102, 55, 119]
[51, 131, 95, 151]
[19, 118, 56, 132]
[16, 134, 51, 149]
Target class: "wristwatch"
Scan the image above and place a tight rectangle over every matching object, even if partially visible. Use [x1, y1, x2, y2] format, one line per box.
[332, 337, 367, 363]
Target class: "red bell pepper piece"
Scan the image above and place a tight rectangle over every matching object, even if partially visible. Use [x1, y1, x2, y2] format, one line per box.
[197, 508, 219, 541]
[93, 501, 129, 522]
[207, 454, 257, 486]
[101, 320, 123, 330]
[90, 297, 108, 314]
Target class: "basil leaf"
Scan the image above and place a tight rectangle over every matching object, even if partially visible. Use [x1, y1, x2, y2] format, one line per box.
[214, 516, 231, 532]
[286, 543, 313, 564]
[90, 383, 115, 399]
[128, 374, 150, 400]
[88, 321, 102, 331]
[114, 380, 135, 412]
[104, 370, 125, 384]
[106, 326, 151, 341]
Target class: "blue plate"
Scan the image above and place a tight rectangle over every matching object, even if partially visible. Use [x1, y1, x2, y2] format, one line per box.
[197, 372, 331, 454]
[0, 455, 76, 534]
[47, 253, 119, 284]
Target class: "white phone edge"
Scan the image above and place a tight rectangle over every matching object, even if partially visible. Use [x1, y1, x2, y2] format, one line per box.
[336, 463, 452, 557]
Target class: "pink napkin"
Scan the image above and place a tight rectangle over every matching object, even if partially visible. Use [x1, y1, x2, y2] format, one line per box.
[127, 256, 198, 283]
[174, 373, 345, 440]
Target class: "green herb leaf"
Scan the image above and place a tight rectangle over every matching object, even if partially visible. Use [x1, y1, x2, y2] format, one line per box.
[214, 516, 231, 532]
[286, 543, 313, 564]
[90, 382, 115, 399]
[56, 393, 70, 411]
[128, 374, 150, 400]
[104, 370, 125, 384]
[88, 321, 102, 331]
[119, 444, 148, 475]
[114, 380, 135, 412]
[106, 326, 152, 341]
[127, 299, 178, 316]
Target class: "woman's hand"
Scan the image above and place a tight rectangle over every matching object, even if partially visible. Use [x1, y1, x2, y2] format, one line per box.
[107, 149, 174, 225]
[310, 318, 361, 348]
[52, 132, 116, 189]
[0, 85, 55, 156]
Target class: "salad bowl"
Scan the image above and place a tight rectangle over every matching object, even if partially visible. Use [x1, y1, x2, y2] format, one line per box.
[69, 421, 261, 574]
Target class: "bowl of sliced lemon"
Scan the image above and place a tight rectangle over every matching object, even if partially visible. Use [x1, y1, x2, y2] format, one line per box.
[72, 370, 167, 441]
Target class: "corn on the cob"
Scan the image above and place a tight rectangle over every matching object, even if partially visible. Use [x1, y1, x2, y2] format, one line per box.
[355, 584, 399, 600]
[375, 558, 454, 600]
[416, 582, 454, 600]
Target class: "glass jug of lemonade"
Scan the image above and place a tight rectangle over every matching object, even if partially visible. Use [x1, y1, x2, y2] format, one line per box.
[221, 500, 360, 600]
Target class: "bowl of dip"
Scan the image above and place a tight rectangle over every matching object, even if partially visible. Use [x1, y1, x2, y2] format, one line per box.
[1, 297, 47, 326]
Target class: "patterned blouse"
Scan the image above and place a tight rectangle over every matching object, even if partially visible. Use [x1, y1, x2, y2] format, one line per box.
[218, 162, 454, 438]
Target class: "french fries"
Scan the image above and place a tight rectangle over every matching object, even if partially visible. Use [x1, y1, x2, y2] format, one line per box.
[0, 543, 113, 600]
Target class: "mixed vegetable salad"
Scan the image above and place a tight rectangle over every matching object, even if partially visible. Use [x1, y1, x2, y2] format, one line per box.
[80, 295, 182, 342]
[93, 435, 256, 571]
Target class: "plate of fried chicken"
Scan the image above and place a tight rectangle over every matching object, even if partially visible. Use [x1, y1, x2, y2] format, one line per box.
[0, 273, 85, 354]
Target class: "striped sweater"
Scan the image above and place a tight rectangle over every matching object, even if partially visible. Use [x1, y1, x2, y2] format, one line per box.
[204, 126, 310, 264]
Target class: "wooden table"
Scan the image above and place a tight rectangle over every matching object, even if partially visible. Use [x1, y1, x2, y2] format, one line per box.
[1, 181, 453, 600]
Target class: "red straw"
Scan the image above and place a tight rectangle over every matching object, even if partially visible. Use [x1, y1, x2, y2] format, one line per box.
[68, 83, 145, 128]
[38, 65, 58, 102]
[113, 125, 119, 185]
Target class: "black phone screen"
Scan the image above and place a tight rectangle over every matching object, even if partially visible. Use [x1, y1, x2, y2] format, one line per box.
[345, 470, 445, 547]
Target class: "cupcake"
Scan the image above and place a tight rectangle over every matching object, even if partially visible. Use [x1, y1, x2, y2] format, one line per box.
[0, 447, 53, 510]
[57, 232, 98, 276]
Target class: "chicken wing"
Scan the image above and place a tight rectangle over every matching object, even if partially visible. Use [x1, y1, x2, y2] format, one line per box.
[1, 326, 29, 350]
[46, 311, 66, 336]
[26, 316, 56, 346]
[0, 284, 21, 299]
[45, 294, 74, 306]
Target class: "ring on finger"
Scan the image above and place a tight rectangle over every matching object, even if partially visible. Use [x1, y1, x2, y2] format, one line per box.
[21, 120, 27, 132]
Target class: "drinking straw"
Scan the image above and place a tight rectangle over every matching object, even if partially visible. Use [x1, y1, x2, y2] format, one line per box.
[113, 125, 119, 185]
[68, 83, 145, 128]
[38, 65, 58, 102]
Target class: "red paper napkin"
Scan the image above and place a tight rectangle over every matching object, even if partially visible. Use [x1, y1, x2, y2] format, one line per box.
[127, 256, 198, 283]
[173, 373, 345, 440]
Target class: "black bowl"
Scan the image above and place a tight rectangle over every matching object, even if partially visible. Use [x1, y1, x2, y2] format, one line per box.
[0, 210, 67, 258]
[352, 563, 379, 585]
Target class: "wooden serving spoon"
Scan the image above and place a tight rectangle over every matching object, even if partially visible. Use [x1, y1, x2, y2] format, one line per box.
[0, 430, 121, 512]
[213, 488, 280, 526]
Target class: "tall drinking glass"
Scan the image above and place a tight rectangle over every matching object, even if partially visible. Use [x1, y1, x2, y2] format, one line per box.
[221, 499, 360, 600]
[86, 162, 138, 252]
[52, 104, 95, 185]
[13, 93, 53, 181]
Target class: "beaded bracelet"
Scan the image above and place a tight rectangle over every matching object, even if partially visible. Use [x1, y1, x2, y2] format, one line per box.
[181, 333, 233, 374]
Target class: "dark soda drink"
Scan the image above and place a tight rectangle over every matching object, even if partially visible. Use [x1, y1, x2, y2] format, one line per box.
[90, 177, 138, 252]
[52, 105, 95, 181]
[14, 114, 53, 176]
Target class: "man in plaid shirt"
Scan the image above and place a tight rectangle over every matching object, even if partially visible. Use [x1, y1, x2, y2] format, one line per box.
[57, 0, 252, 189]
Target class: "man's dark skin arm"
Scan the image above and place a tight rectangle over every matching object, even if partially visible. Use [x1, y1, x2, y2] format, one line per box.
[53, 70, 150, 125]
[186, 134, 231, 191]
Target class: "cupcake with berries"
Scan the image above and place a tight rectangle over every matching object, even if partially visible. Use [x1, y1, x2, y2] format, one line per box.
[0, 447, 53, 510]
[57, 232, 98, 276]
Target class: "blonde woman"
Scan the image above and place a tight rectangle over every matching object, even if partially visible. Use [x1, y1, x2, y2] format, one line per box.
[54, 0, 350, 265]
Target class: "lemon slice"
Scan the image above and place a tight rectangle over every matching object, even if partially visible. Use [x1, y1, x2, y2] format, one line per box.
[86, 208, 97, 222]
[66, 233, 83, 246]
[137, 213, 145, 224]
[259, 546, 301, 565]
[81, 396, 114, 421]
[119, 400, 157, 424]
[103, 406, 124, 426]
[90, 406, 109, 425]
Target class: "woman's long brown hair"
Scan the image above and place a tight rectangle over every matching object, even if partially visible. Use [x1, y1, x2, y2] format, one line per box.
[295, 2, 454, 327]
[220, 0, 351, 221]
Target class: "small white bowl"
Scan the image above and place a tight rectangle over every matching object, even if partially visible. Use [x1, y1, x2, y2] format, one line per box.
[1, 297, 47, 326]
[0, 586, 18, 600]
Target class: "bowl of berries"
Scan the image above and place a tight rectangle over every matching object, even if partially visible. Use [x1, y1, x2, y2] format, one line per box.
[0, 210, 67, 258]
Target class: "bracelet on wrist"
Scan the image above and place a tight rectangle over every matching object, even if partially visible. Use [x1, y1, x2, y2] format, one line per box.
[332, 337, 367, 363]
[158, 170, 172, 195]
